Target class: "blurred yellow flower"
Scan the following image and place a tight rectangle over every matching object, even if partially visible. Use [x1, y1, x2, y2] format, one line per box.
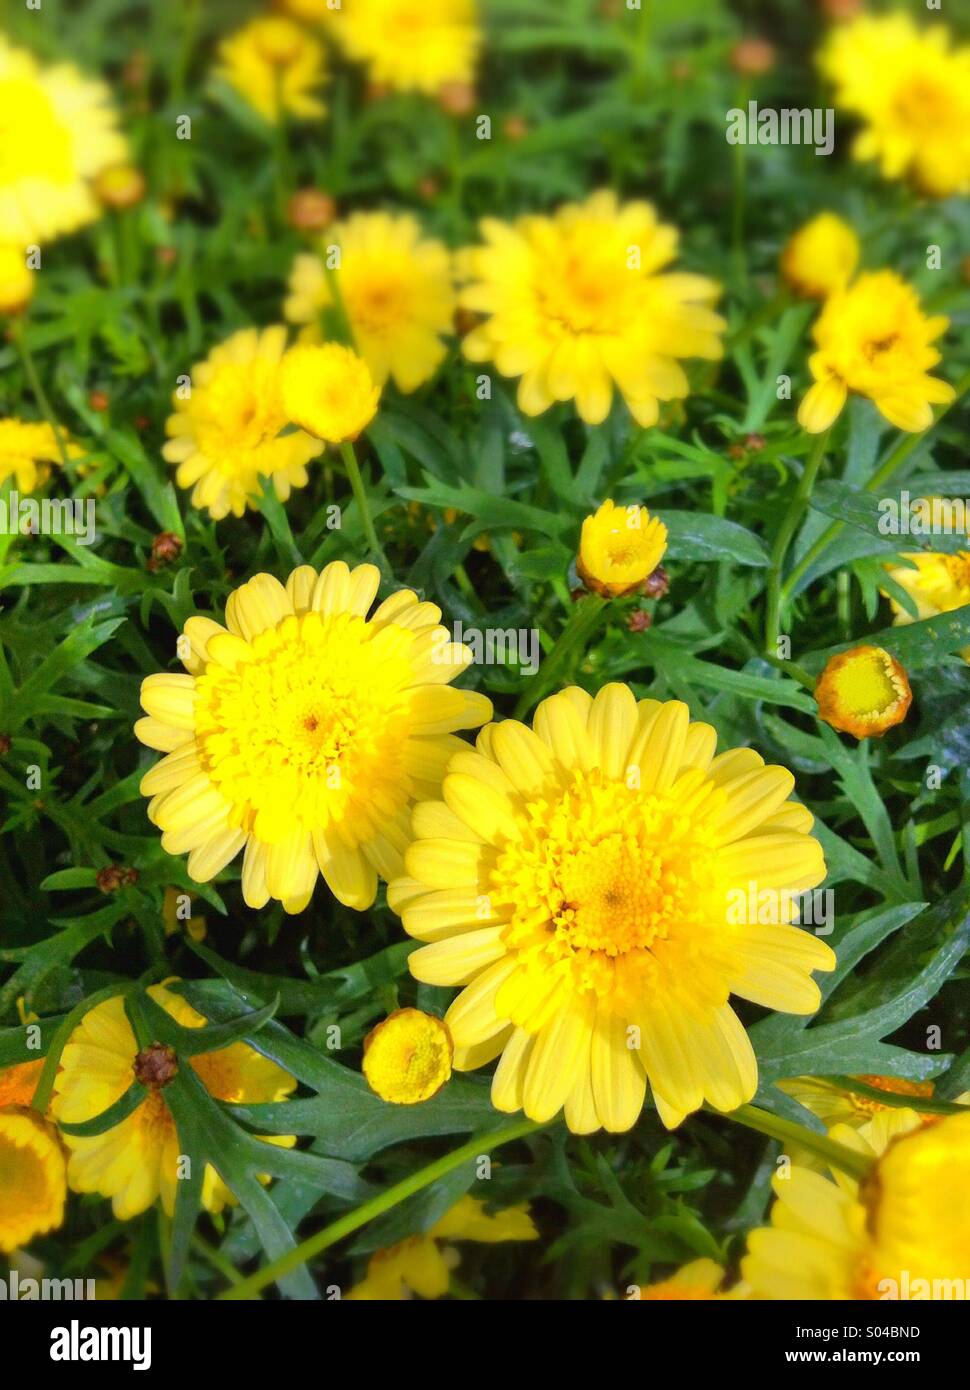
[577, 500, 668, 599]
[162, 326, 323, 520]
[363, 1008, 453, 1104]
[814, 645, 912, 739]
[347, 1194, 536, 1300]
[52, 985, 295, 1221]
[0, 419, 80, 492]
[0, 244, 34, 315]
[882, 551, 970, 661]
[280, 342, 380, 442]
[779, 213, 859, 300]
[0, 1109, 67, 1253]
[391, 686, 833, 1133]
[284, 211, 455, 391]
[458, 191, 725, 426]
[136, 562, 491, 913]
[331, 0, 481, 95]
[635, 1258, 742, 1300]
[798, 271, 954, 434]
[821, 13, 970, 198]
[93, 163, 146, 211]
[215, 16, 327, 124]
[0, 36, 127, 245]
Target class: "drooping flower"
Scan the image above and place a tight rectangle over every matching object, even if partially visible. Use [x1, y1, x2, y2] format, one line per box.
[814, 645, 912, 739]
[161, 326, 323, 520]
[346, 1194, 536, 1300]
[882, 551, 970, 661]
[778, 1074, 939, 1133]
[363, 1008, 453, 1104]
[389, 685, 834, 1132]
[0, 36, 128, 245]
[279, 342, 380, 442]
[0, 244, 34, 315]
[743, 1109, 970, 1299]
[136, 562, 492, 913]
[458, 191, 725, 427]
[0, 418, 81, 492]
[215, 16, 328, 124]
[0, 1108, 67, 1252]
[577, 500, 668, 599]
[820, 13, 970, 199]
[283, 211, 455, 392]
[51, 985, 295, 1221]
[797, 271, 954, 434]
[779, 213, 859, 300]
[329, 0, 481, 96]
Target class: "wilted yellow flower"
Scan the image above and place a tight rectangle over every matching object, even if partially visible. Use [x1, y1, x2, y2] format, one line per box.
[215, 16, 327, 124]
[162, 326, 323, 520]
[820, 14, 970, 199]
[882, 552, 970, 662]
[0, 419, 81, 492]
[744, 1109, 970, 1299]
[363, 1008, 453, 1104]
[798, 271, 954, 434]
[779, 213, 859, 300]
[347, 1194, 536, 1300]
[52, 985, 295, 1221]
[390, 685, 834, 1133]
[136, 562, 491, 914]
[0, 36, 128, 245]
[0, 1109, 67, 1253]
[577, 500, 668, 598]
[0, 244, 34, 315]
[280, 342, 380, 442]
[331, 0, 481, 95]
[459, 191, 725, 427]
[284, 211, 455, 391]
[814, 645, 912, 739]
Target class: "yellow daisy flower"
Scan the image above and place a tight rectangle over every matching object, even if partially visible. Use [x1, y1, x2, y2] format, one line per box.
[215, 16, 328, 125]
[883, 551, 970, 661]
[136, 562, 492, 914]
[633, 1257, 741, 1300]
[820, 13, 970, 199]
[0, 36, 127, 246]
[0, 1108, 67, 1253]
[458, 191, 725, 427]
[814, 645, 912, 739]
[279, 342, 380, 443]
[330, 0, 481, 95]
[743, 1109, 970, 1299]
[389, 685, 834, 1133]
[797, 271, 954, 434]
[577, 500, 668, 599]
[0, 243, 34, 315]
[346, 1194, 536, 1300]
[51, 985, 295, 1221]
[779, 213, 859, 301]
[0, 418, 81, 492]
[283, 211, 456, 392]
[362, 1008, 453, 1104]
[161, 326, 323, 521]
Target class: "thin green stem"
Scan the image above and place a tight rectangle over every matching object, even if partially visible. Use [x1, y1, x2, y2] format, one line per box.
[725, 1103, 873, 1182]
[514, 595, 607, 719]
[339, 439, 388, 570]
[764, 428, 830, 654]
[219, 1117, 544, 1301]
[12, 323, 71, 470]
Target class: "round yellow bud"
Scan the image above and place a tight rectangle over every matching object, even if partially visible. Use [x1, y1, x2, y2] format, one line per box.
[94, 164, 147, 211]
[362, 1008, 454, 1105]
[577, 499, 668, 598]
[280, 342, 380, 443]
[815, 645, 912, 739]
[780, 213, 860, 300]
[253, 16, 306, 67]
[0, 244, 34, 316]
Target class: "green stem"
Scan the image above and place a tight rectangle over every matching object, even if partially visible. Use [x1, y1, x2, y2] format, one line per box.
[764, 428, 830, 654]
[781, 367, 970, 608]
[219, 1117, 544, 1301]
[12, 323, 71, 470]
[725, 1103, 873, 1182]
[513, 595, 608, 720]
[339, 439, 388, 570]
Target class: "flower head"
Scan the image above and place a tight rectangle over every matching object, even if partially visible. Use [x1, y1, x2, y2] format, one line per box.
[284, 211, 455, 392]
[52, 985, 295, 1220]
[0, 244, 34, 315]
[390, 685, 834, 1133]
[363, 1008, 453, 1104]
[778, 1074, 941, 1134]
[814, 645, 912, 739]
[93, 163, 146, 211]
[780, 213, 859, 300]
[882, 551, 970, 662]
[577, 500, 668, 598]
[280, 342, 380, 442]
[820, 14, 970, 198]
[215, 17, 327, 124]
[0, 418, 81, 492]
[330, 0, 481, 95]
[0, 1108, 67, 1252]
[162, 326, 323, 520]
[0, 36, 127, 245]
[635, 1258, 737, 1300]
[797, 271, 954, 434]
[347, 1194, 536, 1300]
[136, 562, 491, 914]
[458, 191, 725, 426]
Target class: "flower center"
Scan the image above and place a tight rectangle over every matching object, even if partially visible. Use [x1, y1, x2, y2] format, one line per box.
[347, 273, 410, 337]
[892, 75, 953, 133]
[944, 552, 970, 593]
[194, 361, 286, 466]
[538, 243, 635, 337]
[0, 78, 73, 184]
[0, 1129, 50, 1212]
